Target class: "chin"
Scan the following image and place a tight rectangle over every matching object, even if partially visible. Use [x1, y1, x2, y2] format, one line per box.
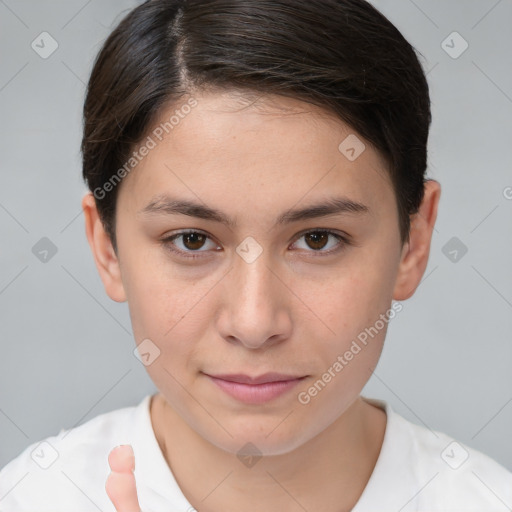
[198, 417, 318, 458]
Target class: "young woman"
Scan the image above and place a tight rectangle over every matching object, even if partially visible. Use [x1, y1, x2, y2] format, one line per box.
[1, 1, 510, 511]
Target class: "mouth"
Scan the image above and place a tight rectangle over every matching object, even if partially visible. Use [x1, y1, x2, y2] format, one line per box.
[203, 372, 308, 404]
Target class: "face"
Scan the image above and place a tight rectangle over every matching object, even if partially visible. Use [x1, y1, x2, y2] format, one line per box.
[108, 90, 406, 455]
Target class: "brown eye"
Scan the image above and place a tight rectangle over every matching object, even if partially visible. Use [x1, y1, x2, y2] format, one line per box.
[162, 230, 220, 259]
[182, 232, 207, 250]
[291, 230, 348, 256]
[304, 231, 329, 250]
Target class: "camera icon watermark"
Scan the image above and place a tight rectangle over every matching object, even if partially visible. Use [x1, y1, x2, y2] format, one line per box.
[32, 237, 58, 263]
[442, 236, 468, 263]
[441, 441, 469, 470]
[237, 442, 262, 468]
[133, 338, 161, 366]
[31, 441, 59, 469]
[31, 31, 59, 59]
[236, 236, 263, 264]
[338, 134, 366, 161]
[441, 31, 468, 59]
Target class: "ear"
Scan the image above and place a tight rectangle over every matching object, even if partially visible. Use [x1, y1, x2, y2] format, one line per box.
[393, 179, 441, 301]
[82, 193, 127, 303]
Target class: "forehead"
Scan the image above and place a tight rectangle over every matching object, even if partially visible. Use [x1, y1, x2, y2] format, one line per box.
[117, 90, 394, 219]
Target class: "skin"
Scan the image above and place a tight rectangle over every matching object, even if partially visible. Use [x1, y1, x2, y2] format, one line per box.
[105, 445, 140, 512]
[85, 89, 441, 512]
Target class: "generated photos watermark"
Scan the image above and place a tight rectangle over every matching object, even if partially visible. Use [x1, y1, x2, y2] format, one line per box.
[93, 97, 198, 200]
[297, 302, 403, 405]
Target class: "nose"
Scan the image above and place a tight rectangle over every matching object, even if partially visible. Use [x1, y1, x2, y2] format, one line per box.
[216, 249, 293, 350]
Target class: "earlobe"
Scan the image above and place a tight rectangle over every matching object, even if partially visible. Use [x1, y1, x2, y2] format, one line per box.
[392, 179, 441, 301]
[82, 193, 127, 303]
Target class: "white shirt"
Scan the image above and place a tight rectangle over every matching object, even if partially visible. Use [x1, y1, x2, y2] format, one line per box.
[1, 394, 511, 511]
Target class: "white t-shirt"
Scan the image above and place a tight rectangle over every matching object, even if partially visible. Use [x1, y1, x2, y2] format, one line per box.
[1, 394, 511, 511]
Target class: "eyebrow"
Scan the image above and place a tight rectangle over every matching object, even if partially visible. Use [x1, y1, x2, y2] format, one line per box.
[138, 194, 370, 227]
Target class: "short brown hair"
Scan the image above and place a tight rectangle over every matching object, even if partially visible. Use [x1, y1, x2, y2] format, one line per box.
[81, 0, 431, 252]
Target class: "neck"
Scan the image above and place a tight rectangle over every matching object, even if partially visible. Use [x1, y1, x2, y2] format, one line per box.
[150, 393, 386, 512]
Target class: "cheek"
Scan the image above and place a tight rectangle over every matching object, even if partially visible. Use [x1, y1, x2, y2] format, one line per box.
[294, 272, 392, 422]
[303, 258, 396, 346]
[125, 270, 209, 413]
[128, 290, 208, 369]
[123, 261, 229, 381]
[122, 249, 210, 337]
[297, 250, 398, 385]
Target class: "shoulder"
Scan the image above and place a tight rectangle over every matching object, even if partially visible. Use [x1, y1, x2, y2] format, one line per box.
[0, 395, 151, 512]
[372, 397, 512, 511]
[409, 418, 512, 509]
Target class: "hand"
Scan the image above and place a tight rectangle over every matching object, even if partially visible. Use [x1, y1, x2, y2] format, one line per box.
[106, 444, 142, 512]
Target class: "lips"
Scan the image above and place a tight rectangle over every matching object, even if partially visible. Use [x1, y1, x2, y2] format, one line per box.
[206, 372, 305, 385]
[203, 372, 307, 404]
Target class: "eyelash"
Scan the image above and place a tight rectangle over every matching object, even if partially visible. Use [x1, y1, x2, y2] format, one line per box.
[160, 229, 351, 260]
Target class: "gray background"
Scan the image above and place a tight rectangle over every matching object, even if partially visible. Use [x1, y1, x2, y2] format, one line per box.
[1, 0, 511, 475]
